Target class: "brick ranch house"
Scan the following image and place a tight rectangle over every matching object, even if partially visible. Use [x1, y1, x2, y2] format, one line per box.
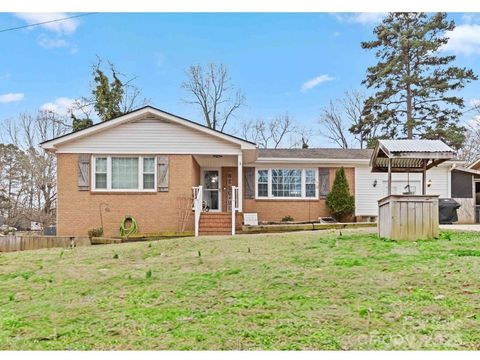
[41, 106, 477, 237]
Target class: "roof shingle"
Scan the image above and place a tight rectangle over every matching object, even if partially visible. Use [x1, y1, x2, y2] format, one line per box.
[258, 148, 373, 160]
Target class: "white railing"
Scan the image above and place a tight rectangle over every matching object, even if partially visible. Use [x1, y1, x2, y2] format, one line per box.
[231, 186, 239, 235]
[192, 186, 203, 237]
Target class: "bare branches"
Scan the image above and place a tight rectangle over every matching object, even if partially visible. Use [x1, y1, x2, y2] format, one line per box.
[319, 90, 369, 149]
[70, 58, 149, 129]
[241, 113, 296, 149]
[0, 110, 68, 227]
[319, 100, 350, 149]
[182, 63, 245, 131]
[457, 117, 480, 164]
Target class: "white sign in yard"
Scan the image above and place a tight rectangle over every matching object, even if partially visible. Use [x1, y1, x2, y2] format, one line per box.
[243, 213, 258, 226]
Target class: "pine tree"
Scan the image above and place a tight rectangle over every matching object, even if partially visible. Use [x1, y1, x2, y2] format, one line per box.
[350, 12, 477, 149]
[326, 167, 355, 221]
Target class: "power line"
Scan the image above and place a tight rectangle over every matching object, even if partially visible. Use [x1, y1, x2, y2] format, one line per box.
[0, 13, 98, 34]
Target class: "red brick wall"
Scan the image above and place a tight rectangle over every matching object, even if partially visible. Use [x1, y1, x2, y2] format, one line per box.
[243, 167, 355, 222]
[56, 154, 199, 236]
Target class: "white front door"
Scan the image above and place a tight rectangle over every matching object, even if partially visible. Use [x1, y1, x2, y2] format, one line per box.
[202, 169, 221, 211]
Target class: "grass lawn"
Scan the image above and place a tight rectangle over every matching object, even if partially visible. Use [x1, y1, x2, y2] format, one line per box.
[0, 229, 479, 350]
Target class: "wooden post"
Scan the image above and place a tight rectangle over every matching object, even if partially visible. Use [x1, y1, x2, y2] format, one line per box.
[422, 160, 427, 195]
[388, 158, 392, 196]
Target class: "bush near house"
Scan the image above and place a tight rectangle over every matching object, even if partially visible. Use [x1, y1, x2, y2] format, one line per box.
[326, 167, 355, 221]
[87, 227, 104, 239]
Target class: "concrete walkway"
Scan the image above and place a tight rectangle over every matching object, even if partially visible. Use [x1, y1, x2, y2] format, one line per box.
[440, 224, 480, 232]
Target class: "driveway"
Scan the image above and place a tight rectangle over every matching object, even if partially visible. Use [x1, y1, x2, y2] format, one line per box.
[440, 224, 480, 232]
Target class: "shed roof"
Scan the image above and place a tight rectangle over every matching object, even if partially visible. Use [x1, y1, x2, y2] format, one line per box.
[378, 139, 454, 154]
[370, 139, 455, 173]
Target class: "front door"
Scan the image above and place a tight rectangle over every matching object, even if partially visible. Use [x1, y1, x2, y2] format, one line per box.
[202, 169, 221, 211]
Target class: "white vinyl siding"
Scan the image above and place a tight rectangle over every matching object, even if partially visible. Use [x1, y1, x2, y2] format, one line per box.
[256, 168, 318, 199]
[57, 118, 241, 154]
[92, 155, 156, 192]
[354, 165, 451, 216]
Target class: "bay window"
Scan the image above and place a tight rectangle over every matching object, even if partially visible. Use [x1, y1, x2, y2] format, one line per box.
[92, 155, 156, 191]
[256, 168, 318, 199]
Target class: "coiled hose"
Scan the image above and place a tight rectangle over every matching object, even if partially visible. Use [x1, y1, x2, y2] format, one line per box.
[120, 215, 138, 237]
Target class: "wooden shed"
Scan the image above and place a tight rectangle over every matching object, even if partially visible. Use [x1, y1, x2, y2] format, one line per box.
[370, 140, 456, 240]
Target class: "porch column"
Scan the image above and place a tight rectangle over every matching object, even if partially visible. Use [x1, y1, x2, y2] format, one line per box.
[237, 153, 243, 212]
[387, 158, 392, 196]
[422, 160, 427, 195]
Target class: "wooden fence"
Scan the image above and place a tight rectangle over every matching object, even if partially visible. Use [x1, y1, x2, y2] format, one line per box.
[0, 235, 91, 253]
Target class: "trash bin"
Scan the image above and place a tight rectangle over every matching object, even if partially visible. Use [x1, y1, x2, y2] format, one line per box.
[438, 198, 461, 224]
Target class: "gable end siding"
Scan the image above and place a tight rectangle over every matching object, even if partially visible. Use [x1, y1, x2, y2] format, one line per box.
[54, 117, 242, 154]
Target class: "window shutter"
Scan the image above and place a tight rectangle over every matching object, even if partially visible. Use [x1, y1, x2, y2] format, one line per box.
[78, 154, 90, 191]
[157, 156, 169, 192]
[244, 167, 255, 199]
[319, 168, 330, 197]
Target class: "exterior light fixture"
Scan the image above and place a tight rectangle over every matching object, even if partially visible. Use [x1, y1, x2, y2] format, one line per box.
[373, 179, 378, 187]
[427, 179, 432, 187]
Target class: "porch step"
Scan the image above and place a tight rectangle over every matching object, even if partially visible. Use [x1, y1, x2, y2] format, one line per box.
[199, 212, 232, 236]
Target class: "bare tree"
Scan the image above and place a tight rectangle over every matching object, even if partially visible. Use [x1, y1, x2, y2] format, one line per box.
[241, 113, 296, 149]
[1, 110, 69, 227]
[290, 125, 315, 149]
[342, 90, 369, 148]
[182, 63, 245, 132]
[457, 103, 480, 164]
[319, 90, 373, 149]
[319, 100, 350, 149]
[457, 118, 480, 164]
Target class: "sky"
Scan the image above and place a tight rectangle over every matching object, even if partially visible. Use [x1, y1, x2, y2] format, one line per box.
[1, 12, 480, 147]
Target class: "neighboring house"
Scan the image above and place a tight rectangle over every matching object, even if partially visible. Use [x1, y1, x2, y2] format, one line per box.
[40, 106, 475, 237]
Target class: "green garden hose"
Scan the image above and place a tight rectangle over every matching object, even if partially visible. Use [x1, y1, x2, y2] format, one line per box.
[120, 215, 138, 237]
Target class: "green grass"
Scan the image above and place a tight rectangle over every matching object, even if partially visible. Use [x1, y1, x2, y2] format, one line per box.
[0, 229, 479, 350]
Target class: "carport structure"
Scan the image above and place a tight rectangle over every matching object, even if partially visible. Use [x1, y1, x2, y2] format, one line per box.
[370, 140, 456, 240]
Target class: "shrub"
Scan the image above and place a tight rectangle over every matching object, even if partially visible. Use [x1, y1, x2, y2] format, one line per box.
[281, 215, 294, 222]
[88, 227, 104, 239]
[326, 167, 355, 221]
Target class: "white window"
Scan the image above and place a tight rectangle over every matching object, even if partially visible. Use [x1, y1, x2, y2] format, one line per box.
[256, 168, 318, 199]
[305, 169, 317, 198]
[92, 155, 156, 191]
[272, 169, 302, 197]
[95, 157, 107, 189]
[143, 157, 156, 190]
[257, 170, 269, 197]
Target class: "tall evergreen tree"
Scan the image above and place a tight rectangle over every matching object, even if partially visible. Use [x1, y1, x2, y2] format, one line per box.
[326, 167, 355, 221]
[350, 12, 477, 149]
